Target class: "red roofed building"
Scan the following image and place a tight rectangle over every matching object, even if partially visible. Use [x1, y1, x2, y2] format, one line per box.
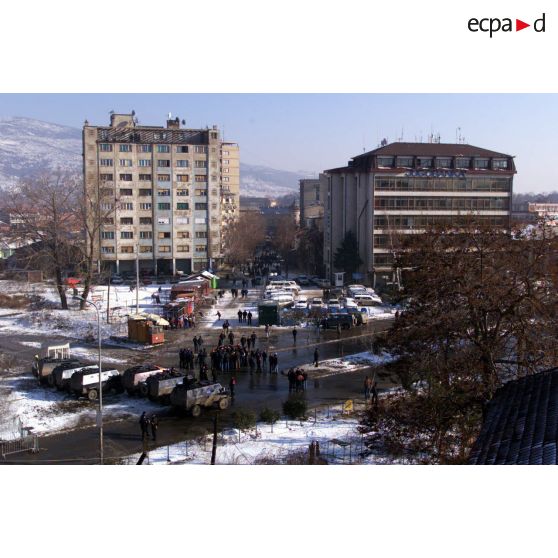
[322, 142, 516, 287]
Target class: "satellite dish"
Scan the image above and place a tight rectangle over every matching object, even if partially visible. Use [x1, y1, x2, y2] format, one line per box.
[181, 119, 186, 125]
[131, 110, 136, 116]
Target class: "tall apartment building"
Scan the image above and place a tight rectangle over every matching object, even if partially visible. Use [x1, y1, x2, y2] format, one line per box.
[83, 113, 239, 275]
[322, 142, 515, 287]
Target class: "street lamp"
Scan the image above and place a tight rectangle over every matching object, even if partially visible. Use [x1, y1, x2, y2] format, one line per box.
[74, 295, 103, 464]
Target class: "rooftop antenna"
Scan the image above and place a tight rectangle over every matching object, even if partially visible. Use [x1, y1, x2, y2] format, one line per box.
[397, 127, 404, 142]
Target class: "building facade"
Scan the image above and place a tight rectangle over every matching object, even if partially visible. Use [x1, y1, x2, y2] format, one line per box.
[83, 114, 239, 275]
[299, 176, 327, 231]
[323, 142, 515, 287]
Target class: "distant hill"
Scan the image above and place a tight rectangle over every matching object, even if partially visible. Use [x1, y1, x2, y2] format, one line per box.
[0, 117, 82, 187]
[0, 116, 315, 197]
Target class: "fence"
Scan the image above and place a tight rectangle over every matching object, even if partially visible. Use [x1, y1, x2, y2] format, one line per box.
[1, 433, 39, 459]
[124, 402, 369, 465]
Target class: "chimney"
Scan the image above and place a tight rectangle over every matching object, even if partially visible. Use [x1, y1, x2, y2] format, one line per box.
[167, 117, 181, 129]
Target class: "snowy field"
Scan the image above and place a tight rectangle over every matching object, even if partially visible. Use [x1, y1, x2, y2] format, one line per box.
[0, 280, 175, 342]
[0, 371, 167, 436]
[299, 350, 396, 378]
[123, 404, 379, 465]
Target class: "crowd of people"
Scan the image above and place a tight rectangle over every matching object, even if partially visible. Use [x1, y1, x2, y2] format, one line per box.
[286, 368, 308, 392]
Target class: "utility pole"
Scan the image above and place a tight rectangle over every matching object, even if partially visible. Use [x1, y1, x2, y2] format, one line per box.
[211, 415, 218, 465]
[106, 273, 111, 324]
[136, 244, 140, 314]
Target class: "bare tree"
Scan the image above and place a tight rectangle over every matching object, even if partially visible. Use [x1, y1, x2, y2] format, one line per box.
[8, 172, 81, 309]
[271, 214, 297, 278]
[361, 222, 558, 463]
[223, 211, 266, 267]
[77, 179, 117, 310]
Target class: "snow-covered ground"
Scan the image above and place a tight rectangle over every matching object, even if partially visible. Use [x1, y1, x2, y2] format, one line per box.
[299, 350, 395, 378]
[124, 404, 375, 465]
[0, 371, 166, 437]
[0, 280, 174, 342]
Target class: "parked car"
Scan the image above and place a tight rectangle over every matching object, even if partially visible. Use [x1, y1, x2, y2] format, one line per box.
[313, 278, 331, 288]
[309, 297, 324, 308]
[342, 297, 359, 308]
[294, 296, 308, 309]
[354, 293, 383, 306]
[69, 368, 122, 400]
[51, 361, 93, 390]
[324, 313, 356, 330]
[170, 379, 230, 416]
[327, 298, 341, 310]
[110, 274, 124, 285]
[297, 275, 311, 286]
[121, 365, 168, 396]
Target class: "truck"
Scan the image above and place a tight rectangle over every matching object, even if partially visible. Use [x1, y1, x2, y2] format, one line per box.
[32, 343, 76, 384]
[69, 367, 122, 400]
[170, 379, 230, 417]
[51, 362, 96, 391]
[145, 370, 185, 403]
[121, 365, 168, 396]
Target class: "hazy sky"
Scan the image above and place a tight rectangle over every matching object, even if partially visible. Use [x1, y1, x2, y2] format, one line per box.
[1, 93, 556, 193]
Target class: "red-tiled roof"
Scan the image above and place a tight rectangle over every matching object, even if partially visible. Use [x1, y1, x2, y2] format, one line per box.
[354, 142, 513, 159]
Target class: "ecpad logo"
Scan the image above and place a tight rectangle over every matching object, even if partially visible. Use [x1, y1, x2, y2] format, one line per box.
[468, 13, 546, 37]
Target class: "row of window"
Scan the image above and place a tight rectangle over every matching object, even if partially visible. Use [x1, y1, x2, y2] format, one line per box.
[373, 214, 508, 230]
[101, 231, 209, 240]
[101, 245, 198, 254]
[375, 156, 509, 170]
[99, 143, 209, 154]
[99, 173, 214, 183]
[100, 202, 214, 211]
[374, 197, 509, 211]
[102, 188, 211, 198]
[374, 177, 512, 193]
[100, 159, 208, 169]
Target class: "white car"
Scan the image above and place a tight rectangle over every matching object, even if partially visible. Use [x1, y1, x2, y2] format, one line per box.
[343, 297, 359, 308]
[295, 299, 308, 309]
[309, 297, 324, 308]
[354, 293, 383, 306]
[111, 274, 124, 285]
[328, 298, 341, 310]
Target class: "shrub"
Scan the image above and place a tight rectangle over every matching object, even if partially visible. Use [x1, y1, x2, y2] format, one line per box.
[260, 407, 280, 431]
[232, 408, 257, 442]
[282, 396, 307, 420]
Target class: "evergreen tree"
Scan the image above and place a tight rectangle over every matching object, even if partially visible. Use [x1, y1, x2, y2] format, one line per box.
[333, 230, 363, 278]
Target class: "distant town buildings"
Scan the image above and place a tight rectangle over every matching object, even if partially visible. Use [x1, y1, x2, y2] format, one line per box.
[299, 176, 327, 231]
[83, 113, 239, 275]
[322, 142, 515, 287]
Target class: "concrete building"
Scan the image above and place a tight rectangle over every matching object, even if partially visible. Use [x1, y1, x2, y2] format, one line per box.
[323, 142, 515, 287]
[299, 176, 327, 231]
[83, 113, 239, 275]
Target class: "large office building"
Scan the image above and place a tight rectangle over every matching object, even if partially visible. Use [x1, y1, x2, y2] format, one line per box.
[83, 113, 239, 275]
[322, 142, 515, 287]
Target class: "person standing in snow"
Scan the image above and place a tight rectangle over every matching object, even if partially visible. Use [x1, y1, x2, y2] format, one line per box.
[292, 327, 298, 344]
[313, 348, 319, 367]
[139, 411, 149, 441]
[150, 414, 159, 441]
